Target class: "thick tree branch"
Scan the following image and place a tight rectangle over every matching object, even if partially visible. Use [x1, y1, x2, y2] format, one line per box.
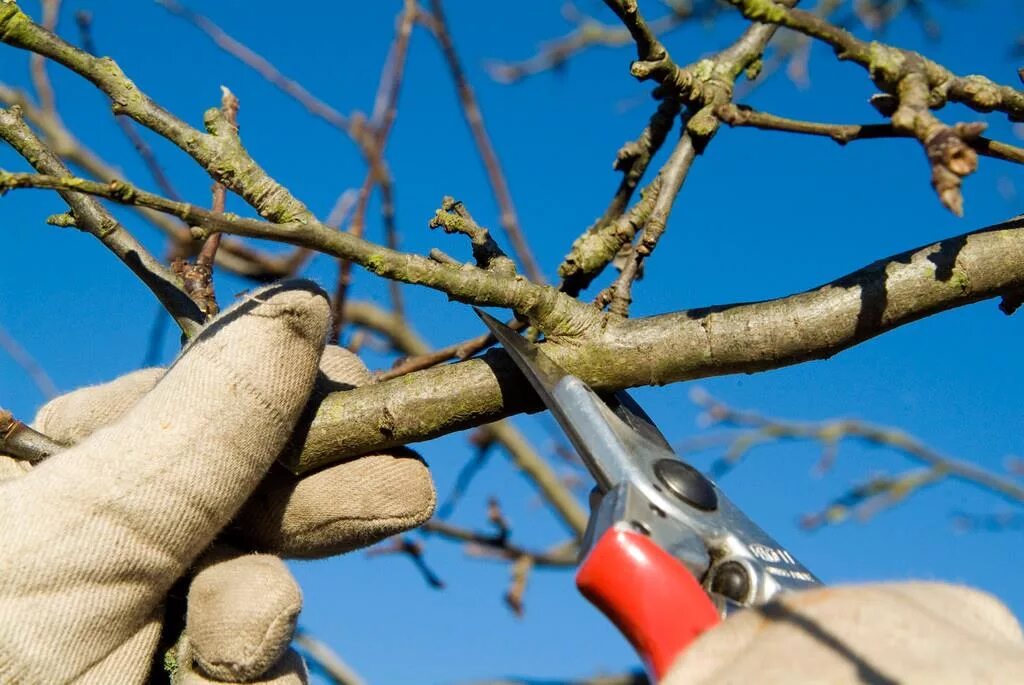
[291, 216, 1024, 469]
[2, 171, 1020, 471]
[342, 300, 589, 535]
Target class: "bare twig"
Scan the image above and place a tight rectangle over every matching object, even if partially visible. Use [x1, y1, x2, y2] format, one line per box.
[293, 630, 366, 685]
[485, 2, 704, 84]
[74, 10, 185, 203]
[28, 0, 60, 114]
[365, 536, 445, 588]
[422, 519, 576, 567]
[429, 196, 517, 275]
[330, 1, 416, 341]
[504, 554, 534, 617]
[558, 99, 680, 296]
[0, 107, 204, 336]
[435, 432, 496, 519]
[156, 0, 352, 133]
[717, 104, 1024, 165]
[0, 323, 58, 398]
[422, 0, 544, 284]
[194, 87, 240, 315]
[690, 389, 1024, 527]
[601, 132, 697, 316]
[952, 511, 1024, 533]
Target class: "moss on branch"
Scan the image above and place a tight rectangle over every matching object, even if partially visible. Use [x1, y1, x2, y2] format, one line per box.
[0, 171, 598, 336]
[289, 216, 1024, 467]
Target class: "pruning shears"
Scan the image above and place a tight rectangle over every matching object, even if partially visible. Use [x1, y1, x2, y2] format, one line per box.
[476, 310, 821, 681]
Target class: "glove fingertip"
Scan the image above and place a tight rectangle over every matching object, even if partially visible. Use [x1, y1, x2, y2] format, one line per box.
[318, 346, 373, 387]
[187, 549, 302, 682]
[235, 449, 436, 558]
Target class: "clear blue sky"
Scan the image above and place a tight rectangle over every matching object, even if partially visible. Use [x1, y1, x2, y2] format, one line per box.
[1, 2, 1022, 683]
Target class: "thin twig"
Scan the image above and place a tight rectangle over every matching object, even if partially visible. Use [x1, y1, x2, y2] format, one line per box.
[429, 196, 517, 275]
[365, 536, 445, 588]
[0, 107, 204, 337]
[603, 132, 697, 316]
[28, 0, 60, 115]
[156, 0, 352, 133]
[74, 11, 185, 203]
[0, 323, 58, 398]
[485, 2, 705, 84]
[691, 389, 1024, 527]
[192, 87, 240, 315]
[717, 104, 1024, 165]
[293, 630, 366, 685]
[952, 511, 1024, 533]
[558, 99, 679, 296]
[330, 1, 417, 342]
[504, 554, 534, 617]
[423, 0, 544, 284]
[422, 519, 576, 567]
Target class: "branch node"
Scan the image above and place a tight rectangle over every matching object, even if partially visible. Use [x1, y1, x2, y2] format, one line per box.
[428, 196, 518, 276]
[45, 211, 77, 228]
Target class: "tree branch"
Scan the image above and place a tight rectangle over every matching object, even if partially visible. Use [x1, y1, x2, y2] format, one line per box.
[717, 104, 1024, 165]
[0, 407, 63, 462]
[0, 107, 204, 336]
[341, 300, 589, 535]
[290, 215, 1024, 470]
[2, 171, 1020, 471]
[724, 0, 1024, 213]
[0, 322, 58, 399]
[485, 1, 701, 84]
[422, 0, 544, 284]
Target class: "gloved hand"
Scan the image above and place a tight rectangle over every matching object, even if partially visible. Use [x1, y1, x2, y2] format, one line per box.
[0, 281, 436, 684]
[663, 582, 1024, 683]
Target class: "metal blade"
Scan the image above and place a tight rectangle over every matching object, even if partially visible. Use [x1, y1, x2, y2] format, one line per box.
[473, 308, 570, 404]
[475, 308, 613, 481]
[474, 308, 673, 450]
[475, 308, 653, 490]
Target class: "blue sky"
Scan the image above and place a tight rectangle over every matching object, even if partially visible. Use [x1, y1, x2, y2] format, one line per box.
[1, 1, 1022, 683]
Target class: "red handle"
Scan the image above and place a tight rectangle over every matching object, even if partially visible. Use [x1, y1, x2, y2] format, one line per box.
[576, 528, 720, 681]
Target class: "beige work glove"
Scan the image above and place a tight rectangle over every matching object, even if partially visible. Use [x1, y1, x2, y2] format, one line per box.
[663, 582, 1024, 684]
[0, 281, 436, 684]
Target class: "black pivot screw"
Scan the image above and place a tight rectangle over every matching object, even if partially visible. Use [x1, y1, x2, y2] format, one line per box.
[710, 561, 751, 604]
[654, 459, 718, 511]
